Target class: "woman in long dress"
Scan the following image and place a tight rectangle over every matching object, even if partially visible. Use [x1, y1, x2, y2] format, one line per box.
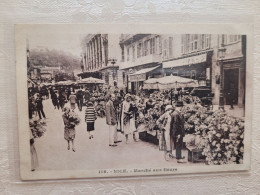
[62, 107, 76, 152]
[121, 94, 131, 144]
[129, 96, 139, 142]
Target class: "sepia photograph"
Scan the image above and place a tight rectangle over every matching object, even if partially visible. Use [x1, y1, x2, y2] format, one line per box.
[15, 24, 252, 180]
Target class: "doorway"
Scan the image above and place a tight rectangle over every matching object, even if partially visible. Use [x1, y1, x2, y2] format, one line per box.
[224, 68, 239, 105]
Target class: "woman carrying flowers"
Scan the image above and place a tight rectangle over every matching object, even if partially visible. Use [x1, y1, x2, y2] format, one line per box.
[62, 107, 81, 152]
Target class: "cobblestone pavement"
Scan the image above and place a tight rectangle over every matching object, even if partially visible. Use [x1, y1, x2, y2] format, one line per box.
[34, 99, 204, 171]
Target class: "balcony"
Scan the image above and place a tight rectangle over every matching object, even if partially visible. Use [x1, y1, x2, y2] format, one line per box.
[120, 54, 162, 69]
[120, 34, 150, 45]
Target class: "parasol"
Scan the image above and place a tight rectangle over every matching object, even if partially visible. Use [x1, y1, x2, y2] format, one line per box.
[144, 75, 199, 90]
[77, 77, 105, 84]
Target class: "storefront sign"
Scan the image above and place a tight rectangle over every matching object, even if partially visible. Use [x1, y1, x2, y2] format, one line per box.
[129, 73, 146, 82]
[163, 53, 207, 69]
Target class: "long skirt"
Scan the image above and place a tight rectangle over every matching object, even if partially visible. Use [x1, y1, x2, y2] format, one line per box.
[70, 103, 76, 110]
[122, 115, 131, 135]
[30, 143, 39, 170]
[87, 122, 95, 132]
[64, 127, 75, 141]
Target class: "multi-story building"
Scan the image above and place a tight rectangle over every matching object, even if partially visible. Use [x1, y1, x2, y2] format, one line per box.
[119, 34, 163, 94]
[161, 34, 246, 108]
[79, 34, 122, 87]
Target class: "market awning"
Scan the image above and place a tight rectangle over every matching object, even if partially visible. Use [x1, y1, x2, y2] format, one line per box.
[163, 53, 207, 69]
[128, 66, 160, 82]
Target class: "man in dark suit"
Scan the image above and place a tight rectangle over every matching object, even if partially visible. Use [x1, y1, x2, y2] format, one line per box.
[106, 94, 120, 147]
[171, 107, 186, 163]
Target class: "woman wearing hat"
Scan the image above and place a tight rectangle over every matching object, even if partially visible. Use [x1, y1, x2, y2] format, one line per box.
[62, 107, 76, 152]
[156, 105, 174, 161]
[121, 94, 132, 144]
[85, 101, 97, 139]
[68, 92, 77, 112]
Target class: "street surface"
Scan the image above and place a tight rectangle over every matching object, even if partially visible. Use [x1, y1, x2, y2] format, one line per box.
[34, 99, 200, 171]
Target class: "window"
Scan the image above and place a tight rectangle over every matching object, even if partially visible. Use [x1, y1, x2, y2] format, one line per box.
[157, 36, 162, 54]
[181, 35, 184, 54]
[169, 37, 173, 57]
[193, 34, 198, 51]
[137, 43, 141, 58]
[144, 40, 148, 56]
[132, 45, 135, 61]
[163, 39, 168, 58]
[206, 34, 210, 48]
[228, 35, 241, 43]
[201, 34, 205, 49]
[121, 45, 125, 62]
[191, 70, 196, 79]
[186, 34, 190, 52]
[221, 34, 226, 46]
[127, 47, 130, 61]
[150, 38, 155, 54]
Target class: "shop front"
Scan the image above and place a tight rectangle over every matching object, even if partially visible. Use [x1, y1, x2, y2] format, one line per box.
[163, 52, 213, 88]
[127, 65, 161, 94]
[100, 65, 119, 86]
[222, 58, 245, 107]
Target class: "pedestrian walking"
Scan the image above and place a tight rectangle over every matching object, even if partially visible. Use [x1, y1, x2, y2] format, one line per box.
[85, 101, 97, 139]
[58, 91, 67, 111]
[62, 107, 76, 152]
[76, 90, 84, 111]
[35, 93, 46, 120]
[51, 91, 59, 109]
[68, 92, 77, 112]
[106, 94, 119, 147]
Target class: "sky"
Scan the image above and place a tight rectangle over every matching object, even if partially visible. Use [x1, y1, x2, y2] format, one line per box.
[28, 31, 85, 57]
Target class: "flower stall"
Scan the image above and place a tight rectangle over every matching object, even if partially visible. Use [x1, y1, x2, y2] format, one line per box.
[181, 105, 244, 164]
[134, 89, 245, 165]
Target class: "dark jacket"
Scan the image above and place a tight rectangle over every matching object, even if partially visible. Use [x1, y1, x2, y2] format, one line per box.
[106, 100, 117, 125]
[170, 110, 185, 137]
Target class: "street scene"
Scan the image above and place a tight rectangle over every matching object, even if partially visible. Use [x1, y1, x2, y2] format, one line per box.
[27, 33, 246, 172]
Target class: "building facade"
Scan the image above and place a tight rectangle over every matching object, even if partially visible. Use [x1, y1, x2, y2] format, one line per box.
[79, 34, 122, 87]
[119, 34, 163, 94]
[160, 34, 246, 108]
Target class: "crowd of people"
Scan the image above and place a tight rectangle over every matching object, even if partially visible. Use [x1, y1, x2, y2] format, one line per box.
[28, 80, 192, 170]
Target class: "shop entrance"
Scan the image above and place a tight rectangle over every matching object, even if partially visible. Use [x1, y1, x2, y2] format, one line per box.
[224, 68, 239, 105]
[131, 82, 136, 94]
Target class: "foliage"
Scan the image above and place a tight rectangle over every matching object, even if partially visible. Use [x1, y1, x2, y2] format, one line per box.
[29, 48, 81, 72]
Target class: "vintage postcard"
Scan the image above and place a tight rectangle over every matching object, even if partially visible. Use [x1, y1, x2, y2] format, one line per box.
[15, 24, 253, 180]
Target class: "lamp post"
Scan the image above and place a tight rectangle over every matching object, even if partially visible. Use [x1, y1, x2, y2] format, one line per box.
[111, 58, 117, 81]
[218, 44, 226, 110]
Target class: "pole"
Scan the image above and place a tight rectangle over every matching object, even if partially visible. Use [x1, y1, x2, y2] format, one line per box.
[171, 88, 173, 105]
[219, 60, 225, 110]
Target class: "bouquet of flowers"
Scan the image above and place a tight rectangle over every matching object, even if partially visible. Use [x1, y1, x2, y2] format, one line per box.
[68, 111, 81, 126]
[30, 119, 47, 138]
[96, 102, 106, 118]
